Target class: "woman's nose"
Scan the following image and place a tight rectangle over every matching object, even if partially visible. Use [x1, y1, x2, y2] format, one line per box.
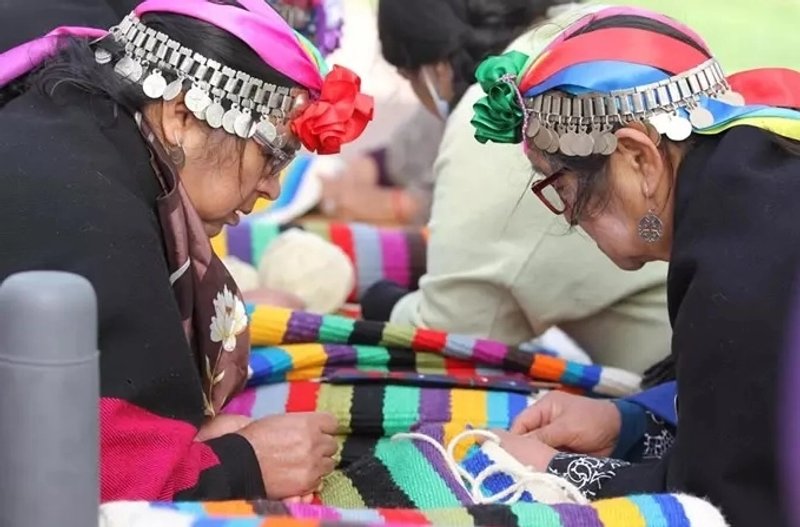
[257, 175, 281, 201]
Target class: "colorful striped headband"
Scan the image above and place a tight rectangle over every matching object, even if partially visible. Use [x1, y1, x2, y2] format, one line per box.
[0, 0, 372, 155]
[470, 6, 800, 155]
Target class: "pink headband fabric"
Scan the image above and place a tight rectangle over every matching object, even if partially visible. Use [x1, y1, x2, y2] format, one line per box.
[0, 27, 106, 88]
[134, 0, 324, 92]
[544, 6, 709, 54]
[0, 0, 323, 92]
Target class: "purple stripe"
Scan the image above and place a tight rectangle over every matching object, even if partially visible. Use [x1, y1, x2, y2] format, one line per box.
[222, 388, 256, 416]
[321, 344, 358, 377]
[285, 311, 323, 343]
[226, 222, 253, 263]
[379, 229, 410, 288]
[418, 389, 452, 441]
[413, 437, 472, 504]
[473, 339, 508, 367]
[285, 503, 342, 520]
[553, 503, 603, 525]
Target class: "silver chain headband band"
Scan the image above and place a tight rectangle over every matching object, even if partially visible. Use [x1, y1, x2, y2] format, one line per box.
[94, 13, 307, 162]
[523, 58, 746, 157]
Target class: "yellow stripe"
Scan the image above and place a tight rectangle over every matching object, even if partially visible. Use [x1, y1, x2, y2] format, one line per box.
[249, 306, 291, 345]
[252, 197, 272, 214]
[285, 343, 327, 381]
[592, 497, 647, 527]
[443, 388, 488, 460]
[700, 116, 800, 140]
[210, 229, 228, 259]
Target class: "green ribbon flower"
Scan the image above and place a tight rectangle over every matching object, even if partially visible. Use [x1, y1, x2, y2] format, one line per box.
[471, 51, 530, 145]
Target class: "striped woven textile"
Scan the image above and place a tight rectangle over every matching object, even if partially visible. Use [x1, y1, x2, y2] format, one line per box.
[222, 307, 642, 506]
[243, 306, 641, 397]
[211, 220, 428, 302]
[103, 495, 729, 526]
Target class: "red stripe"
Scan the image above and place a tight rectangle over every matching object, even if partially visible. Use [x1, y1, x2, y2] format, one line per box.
[329, 222, 358, 302]
[729, 68, 800, 110]
[99, 398, 218, 501]
[444, 357, 477, 379]
[378, 508, 432, 525]
[285, 381, 321, 412]
[520, 28, 708, 93]
[411, 328, 447, 354]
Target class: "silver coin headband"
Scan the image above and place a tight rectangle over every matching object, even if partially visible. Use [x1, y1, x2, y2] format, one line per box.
[523, 58, 746, 157]
[95, 13, 308, 162]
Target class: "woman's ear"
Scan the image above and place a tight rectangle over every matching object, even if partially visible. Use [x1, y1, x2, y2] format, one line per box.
[614, 125, 666, 200]
[158, 93, 192, 148]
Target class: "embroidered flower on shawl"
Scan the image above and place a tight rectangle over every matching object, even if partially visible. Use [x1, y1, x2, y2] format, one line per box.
[471, 51, 530, 145]
[291, 65, 374, 154]
[209, 286, 248, 352]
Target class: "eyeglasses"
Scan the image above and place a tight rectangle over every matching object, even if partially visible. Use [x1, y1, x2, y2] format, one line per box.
[253, 134, 299, 176]
[530, 171, 567, 215]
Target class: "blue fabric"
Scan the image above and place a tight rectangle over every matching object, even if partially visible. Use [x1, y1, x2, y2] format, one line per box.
[611, 400, 648, 460]
[625, 381, 677, 426]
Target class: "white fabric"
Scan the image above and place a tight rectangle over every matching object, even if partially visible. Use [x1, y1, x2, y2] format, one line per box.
[257, 228, 355, 314]
[392, 429, 589, 506]
[221, 256, 260, 292]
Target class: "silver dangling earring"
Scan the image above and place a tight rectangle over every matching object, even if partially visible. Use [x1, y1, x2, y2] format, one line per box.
[168, 132, 185, 168]
[638, 209, 664, 243]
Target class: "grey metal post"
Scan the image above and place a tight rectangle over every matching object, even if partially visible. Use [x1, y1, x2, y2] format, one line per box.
[0, 272, 99, 527]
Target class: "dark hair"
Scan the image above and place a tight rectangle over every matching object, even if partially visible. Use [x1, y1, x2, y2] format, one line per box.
[377, 0, 571, 104]
[3, 0, 296, 125]
[538, 15, 800, 223]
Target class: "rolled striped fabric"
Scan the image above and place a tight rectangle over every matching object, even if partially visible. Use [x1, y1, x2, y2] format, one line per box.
[101, 494, 729, 527]
[212, 220, 427, 302]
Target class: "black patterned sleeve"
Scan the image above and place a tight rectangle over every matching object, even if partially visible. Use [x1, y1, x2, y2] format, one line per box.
[546, 454, 632, 499]
[628, 411, 676, 462]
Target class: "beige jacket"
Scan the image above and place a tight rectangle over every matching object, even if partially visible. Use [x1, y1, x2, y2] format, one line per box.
[390, 8, 672, 373]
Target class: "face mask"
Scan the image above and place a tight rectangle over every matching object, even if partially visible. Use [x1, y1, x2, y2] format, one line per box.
[422, 67, 450, 121]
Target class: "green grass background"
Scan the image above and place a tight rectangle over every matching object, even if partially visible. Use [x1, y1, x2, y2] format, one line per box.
[606, 0, 800, 71]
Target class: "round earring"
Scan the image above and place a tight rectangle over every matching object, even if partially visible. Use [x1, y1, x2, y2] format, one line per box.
[638, 209, 664, 243]
[167, 133, 185, 168]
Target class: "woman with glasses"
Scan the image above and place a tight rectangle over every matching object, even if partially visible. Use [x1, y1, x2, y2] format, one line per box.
[471, 7, 800, 526]
[0, 0, 371, 502]
[361, 0, 672, 376]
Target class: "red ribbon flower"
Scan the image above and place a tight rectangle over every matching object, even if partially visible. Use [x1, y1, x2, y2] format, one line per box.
[291, 65, 374, 155]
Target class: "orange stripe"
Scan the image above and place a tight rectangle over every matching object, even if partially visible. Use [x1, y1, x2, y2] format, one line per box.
[529, 354, 567, 382]
[203, 501, 256, 517]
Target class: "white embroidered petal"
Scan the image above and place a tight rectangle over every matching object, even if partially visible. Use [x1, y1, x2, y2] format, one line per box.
[222, 334, 237, 352]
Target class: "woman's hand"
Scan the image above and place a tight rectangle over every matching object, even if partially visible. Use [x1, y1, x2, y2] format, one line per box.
[195, 414, 252, 442]
[510, 392, 621, 457]
[237, 412, 339, 500]
[490, 430, 558, 471]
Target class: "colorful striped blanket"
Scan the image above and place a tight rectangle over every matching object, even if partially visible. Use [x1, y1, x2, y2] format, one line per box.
[107, 306, 726, 526]
[103, 494, 729, 526]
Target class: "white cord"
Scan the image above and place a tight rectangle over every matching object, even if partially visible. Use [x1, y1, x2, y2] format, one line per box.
[392, 430, 589, 506]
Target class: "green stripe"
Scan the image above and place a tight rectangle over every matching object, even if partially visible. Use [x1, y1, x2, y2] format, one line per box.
[381, 324, 416, 348]
[301, 220, 331, 241]
[319, 314, 355, 343]
[510, 502, 563, 527]
[424, 508, 476, 526]
[382, 385, 421, 434]
[354, 345, 390, 371]
[320, 471, 367, 508]
[374, 440, 463, 509]
[416, 352, 448, 375]
[250, 222, 281, 265]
